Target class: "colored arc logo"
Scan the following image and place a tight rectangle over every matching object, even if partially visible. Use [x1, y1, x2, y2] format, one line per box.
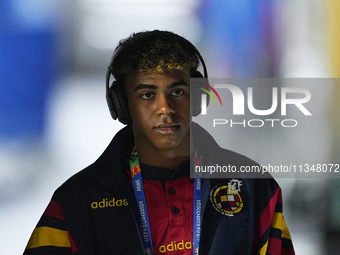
[198, 82, 222, 106]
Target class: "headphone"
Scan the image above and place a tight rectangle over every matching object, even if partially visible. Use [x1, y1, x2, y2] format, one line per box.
[106, 33, 209, 125]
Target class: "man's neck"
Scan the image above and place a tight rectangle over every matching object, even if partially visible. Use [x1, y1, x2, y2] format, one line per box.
[135, 143, 190, 171]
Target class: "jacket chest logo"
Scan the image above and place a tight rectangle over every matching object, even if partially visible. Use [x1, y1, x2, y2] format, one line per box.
[91, 197, 128, 209]
[210, 179, 243, 217]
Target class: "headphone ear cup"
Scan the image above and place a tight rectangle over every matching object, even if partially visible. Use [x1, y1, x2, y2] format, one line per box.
[191, 71, 204, 116]
[107, 81, 132, 124]
[106, 81, 118, 120]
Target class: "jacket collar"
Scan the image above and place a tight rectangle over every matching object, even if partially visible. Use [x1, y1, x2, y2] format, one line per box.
[91, 122, 221, 189]
[91, 125, 134, 189]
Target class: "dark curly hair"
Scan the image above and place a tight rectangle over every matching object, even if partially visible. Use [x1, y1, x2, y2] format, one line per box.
[109, 30, 200, 84]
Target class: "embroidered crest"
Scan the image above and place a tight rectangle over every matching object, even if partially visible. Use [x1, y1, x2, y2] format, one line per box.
[210, 179, 243, 217]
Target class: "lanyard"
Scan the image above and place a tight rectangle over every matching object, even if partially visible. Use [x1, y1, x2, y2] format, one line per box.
[129, 150, 154, 255]
[193, 151, 203, 255]
[129, 148, 202, 255]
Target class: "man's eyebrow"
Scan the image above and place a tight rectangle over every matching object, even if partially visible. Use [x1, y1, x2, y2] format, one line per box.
[134, 80, 188, 92]
[168, 80, 189, 89]
[134, 84, 157, 92]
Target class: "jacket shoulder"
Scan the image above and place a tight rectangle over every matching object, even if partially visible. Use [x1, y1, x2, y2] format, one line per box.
[52, 126, 133, 201]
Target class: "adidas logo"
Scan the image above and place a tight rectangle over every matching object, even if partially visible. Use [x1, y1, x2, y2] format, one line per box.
[91, 198, 128, 209]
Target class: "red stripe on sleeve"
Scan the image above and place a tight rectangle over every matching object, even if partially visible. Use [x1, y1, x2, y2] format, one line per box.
[267, 237, 282, 255]
[282, 247, 295, 255]
[252, 187, 281, 247]
[68, 229, 78, 254]
[43, 200, 65, 221]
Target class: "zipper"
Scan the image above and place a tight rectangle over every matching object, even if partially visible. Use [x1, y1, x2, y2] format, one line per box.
[120, 192, 145, 255]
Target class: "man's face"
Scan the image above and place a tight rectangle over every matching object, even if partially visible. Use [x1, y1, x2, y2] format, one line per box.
[125, 69, 191, 153]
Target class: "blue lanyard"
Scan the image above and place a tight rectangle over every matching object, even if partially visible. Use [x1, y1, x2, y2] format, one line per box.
[193, 177, 202, 254]
[129, 149, 202, 255]
[130, 151, 154, 255]
[193, 151, 203, 255]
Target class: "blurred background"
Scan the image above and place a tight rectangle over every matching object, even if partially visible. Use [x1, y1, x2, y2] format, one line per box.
[1, 0, 339, 253]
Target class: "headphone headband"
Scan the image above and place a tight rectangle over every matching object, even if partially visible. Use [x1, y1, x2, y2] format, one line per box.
[106, 32, 208, 124]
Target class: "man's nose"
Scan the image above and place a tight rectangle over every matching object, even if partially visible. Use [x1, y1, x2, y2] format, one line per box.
[156, 94, 175, 115]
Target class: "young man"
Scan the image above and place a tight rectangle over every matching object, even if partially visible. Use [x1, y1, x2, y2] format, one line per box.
[24, 30, 294, 254]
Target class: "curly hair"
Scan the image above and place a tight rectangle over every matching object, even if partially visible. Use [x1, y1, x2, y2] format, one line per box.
[109, 30, 200, 84]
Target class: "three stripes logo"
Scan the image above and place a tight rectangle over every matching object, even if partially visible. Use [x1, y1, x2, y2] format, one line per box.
[197, 82, 222, 115]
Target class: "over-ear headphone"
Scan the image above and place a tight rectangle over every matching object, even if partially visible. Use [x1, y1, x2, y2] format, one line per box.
[106, 33, 209, 125]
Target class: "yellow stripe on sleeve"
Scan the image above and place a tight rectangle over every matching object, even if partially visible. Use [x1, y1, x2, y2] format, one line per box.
[26, 226, 71, 249]
[271, 212, 292, 240]
[281, 217, 292, 240]
[258, 240, 268, 255]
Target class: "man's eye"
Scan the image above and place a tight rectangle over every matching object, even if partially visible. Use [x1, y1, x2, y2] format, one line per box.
[171, 90, 184, 97]
[141, 92, 153, 99]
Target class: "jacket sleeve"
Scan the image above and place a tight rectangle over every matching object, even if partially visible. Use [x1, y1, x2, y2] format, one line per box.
[252, 187, 295, 255]
[23, 199, 78, 254]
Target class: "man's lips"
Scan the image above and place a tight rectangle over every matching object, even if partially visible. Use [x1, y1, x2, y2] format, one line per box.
[154, 123, 180, 134]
